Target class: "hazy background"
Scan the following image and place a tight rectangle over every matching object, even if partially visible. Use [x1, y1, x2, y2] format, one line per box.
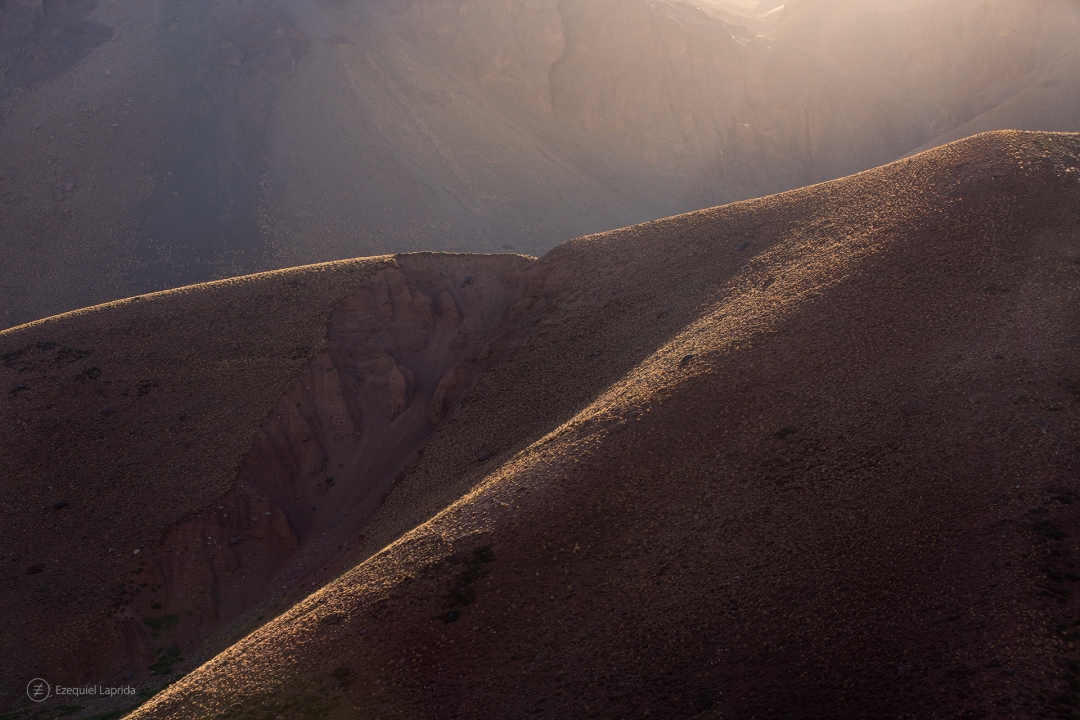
[1, 0, 1078, 328]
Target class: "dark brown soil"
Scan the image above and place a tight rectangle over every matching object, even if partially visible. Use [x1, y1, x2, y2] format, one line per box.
[98, 130, 1080, 719]
[4, 130, 1080, 720]
[0, 252, 543, 708]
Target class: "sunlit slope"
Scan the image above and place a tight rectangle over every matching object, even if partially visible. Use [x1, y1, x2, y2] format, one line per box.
[131, 131, 1080, 718]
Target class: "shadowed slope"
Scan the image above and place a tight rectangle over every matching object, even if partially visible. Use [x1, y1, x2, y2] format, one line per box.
[119, 131, 1080, 719]
[0, 251, 565, 707]
[0, 256, 398, 701]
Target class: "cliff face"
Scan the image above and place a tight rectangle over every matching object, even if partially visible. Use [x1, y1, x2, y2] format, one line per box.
[770, 0, 1080, 137]
[391, 0, 1080, 181]
[395, 0, 565, 112]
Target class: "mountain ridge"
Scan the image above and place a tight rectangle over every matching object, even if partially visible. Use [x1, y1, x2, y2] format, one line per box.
[4, 0, 1079, 331]
[4, 129, 1080, 717]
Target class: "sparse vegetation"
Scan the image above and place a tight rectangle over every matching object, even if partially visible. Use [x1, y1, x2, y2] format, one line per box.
[56, 347, 92, 363]
[1, 347, 27, 367]
[773, 426, 799, 440]
[442, 545, 496, 615]
[1031, 521, 1068, 541]
[148, 644, 182, 676]
[143, 615, 178, 632]
[329, 666, 352, 688]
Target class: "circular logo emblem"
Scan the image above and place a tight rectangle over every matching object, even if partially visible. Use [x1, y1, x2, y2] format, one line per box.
[26, 678, 51, 702]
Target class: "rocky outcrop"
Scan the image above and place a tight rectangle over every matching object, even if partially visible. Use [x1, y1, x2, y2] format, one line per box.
[427, 362, 473, 424]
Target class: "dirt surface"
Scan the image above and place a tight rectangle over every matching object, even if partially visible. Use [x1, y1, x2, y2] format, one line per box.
[33, 129, 1059, 719]
[5, 130, 1080, 719]
[0, 254, 389, 705]
[0, 251, 547, 711]
[0, 0, 113, 100]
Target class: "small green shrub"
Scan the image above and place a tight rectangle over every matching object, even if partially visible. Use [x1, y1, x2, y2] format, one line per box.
[143, 615, 178, 632]
[148, 644, 182, 676]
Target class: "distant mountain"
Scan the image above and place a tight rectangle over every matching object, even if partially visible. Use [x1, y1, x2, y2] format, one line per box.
[1, 0, 1077, 329]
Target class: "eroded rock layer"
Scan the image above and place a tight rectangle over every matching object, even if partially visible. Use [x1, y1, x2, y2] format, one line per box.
[0, 251, 587, 698]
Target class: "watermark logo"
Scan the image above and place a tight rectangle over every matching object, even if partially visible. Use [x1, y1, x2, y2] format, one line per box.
[27, 678, 51, 702]
[25, 678, 137, 702]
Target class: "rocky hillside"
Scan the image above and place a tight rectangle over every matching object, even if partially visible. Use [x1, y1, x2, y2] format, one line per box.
[123, 130, 1080, 719]
[3, 130, 1080, 718]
